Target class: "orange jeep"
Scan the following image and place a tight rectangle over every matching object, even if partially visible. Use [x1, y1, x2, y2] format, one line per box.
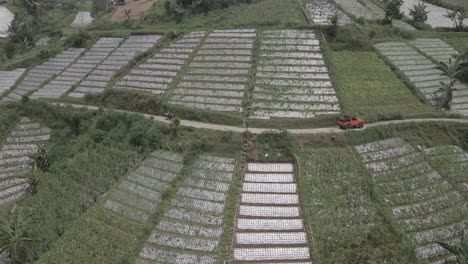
[338, 116, 365, 129]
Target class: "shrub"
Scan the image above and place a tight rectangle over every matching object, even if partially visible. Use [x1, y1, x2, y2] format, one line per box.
[256, 130, 296, 158]
[64, 31, 92, 48]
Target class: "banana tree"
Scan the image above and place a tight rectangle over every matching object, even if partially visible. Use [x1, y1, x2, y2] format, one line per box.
[434, 56, 464, 109]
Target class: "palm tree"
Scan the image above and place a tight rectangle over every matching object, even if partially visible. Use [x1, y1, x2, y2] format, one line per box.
[434, 56, 464, 109]
[0, 206, 37, 263]
[437, 230, 468, 264]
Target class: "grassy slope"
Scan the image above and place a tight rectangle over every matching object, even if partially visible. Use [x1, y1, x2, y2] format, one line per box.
[92, 0, 308, 31]
[444, 36, 468, 53]
[328, 50, 438, 122]
[29, 104, 241, 263]
[298, 147, 418, 263]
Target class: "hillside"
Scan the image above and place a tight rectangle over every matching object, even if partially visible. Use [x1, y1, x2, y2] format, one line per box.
[0, 0, 468, 263]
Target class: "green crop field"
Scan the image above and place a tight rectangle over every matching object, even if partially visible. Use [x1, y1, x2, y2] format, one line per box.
[327, 50, 438, 122]
[298, 147, 419, 263]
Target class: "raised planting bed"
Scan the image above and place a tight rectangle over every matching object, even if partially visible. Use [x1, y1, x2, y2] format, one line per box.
[68, 35, 162, 98]
[0, 117, 50, 206]
[32, 38, 123, 99]
[1, 48, 84, 102]
[168, 29, 256, 113]
[136, 155, 237, 264]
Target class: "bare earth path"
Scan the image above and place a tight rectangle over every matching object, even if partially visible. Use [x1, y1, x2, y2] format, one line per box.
[111, 0, 155, 22]
[55, 103, 468, 134]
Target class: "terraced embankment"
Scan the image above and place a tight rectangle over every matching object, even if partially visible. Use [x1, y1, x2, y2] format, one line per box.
[251, 30, 340, 119]
[68, 35, 162, 98]
[136, 155, 236, 263]
[31, 38, 123, 99]
[0, 117, 50, 205]
[168, 29, 256, 113]
[115, 32, 206, 94]
[232, 162, 312, 263]
[1, 48, 84, 102]
[0, 69, 26, 96]
[355, 138, 467, 264]
[375, 40, 468, 115]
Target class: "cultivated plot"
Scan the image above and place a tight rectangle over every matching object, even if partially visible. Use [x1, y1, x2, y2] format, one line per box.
[70, 11, 94, 27]
[401, 0, 468, 28]
[31, 38, 123, 99]
[306, 0, 352, 25]
[69, 35, 162, 98]
[168, 29, 256, 113]
[136, 155, 236, 264]
[250, 30, 340, 120]
[333, 0, 414, 30]
[1, 48, 84, 102]
[300, 147, 414, 262]
[411, 38, 468, 115]
[0, 68, 26, 96]
[355, 138, 467, 264]
[232, 162, 312, 263]
[375, 42, 467, 107]
[115, 32, 206, 94]
[102, 150, 184, 223]
[425, 145, 468, 193]
[0, 117, 50, 206]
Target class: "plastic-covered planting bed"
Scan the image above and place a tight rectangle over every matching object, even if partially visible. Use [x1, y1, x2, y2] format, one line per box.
[0, 69, 26, 96]
[232, 162, 311, 263]
[250, 30, 340, 120]
[102, 150, 183, 223]
[0, 117, 50, 206]
[1, 48, 84, 102]
[374, 42, 462, 104]
[136, 155, 236, 264]
[31, 38, 123, 99]
[411, 39, 468, 115]
[168, 29, 256, 113]
[306, 0, 351, 25]
[68, 35, 162, 98]
[355, 138, 467, 263]
[70, 11, 94, 27]
[424, 145, 468, 193]
[0, 6, 14, 38]
[401, 0, 468, 28]
[116, 32, 206, 95]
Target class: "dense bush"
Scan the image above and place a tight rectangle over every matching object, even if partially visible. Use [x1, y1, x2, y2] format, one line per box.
[63, 31, 92, 48]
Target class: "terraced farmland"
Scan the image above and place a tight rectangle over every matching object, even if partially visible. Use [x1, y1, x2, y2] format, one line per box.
[36, 149, 185, 263]
[425, 145, 468, 193]
[0, 68, 25, 96]
[168, 29, 256, 113]
[299, 148, 406, 262]
[136, 155, 236, 263]
[411, 39, 468, 115]
[0, 117, 50, 206]
[103, 150, 183, 223]
[251, 30, 340, 119]
[1, 48, 84, 102]
[375, 41, 468, 114]
[31, 38, 123, 99]
[306, 1, 351, 25]
[401, 0, 468, 28]
[355, 138, 467, 264]
[232, 162, 311, 263]
[69, 35, 162, 98]
[115, 32, 206, 94]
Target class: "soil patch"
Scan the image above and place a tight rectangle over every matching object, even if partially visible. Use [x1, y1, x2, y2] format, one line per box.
[111, 0, 155, 22]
